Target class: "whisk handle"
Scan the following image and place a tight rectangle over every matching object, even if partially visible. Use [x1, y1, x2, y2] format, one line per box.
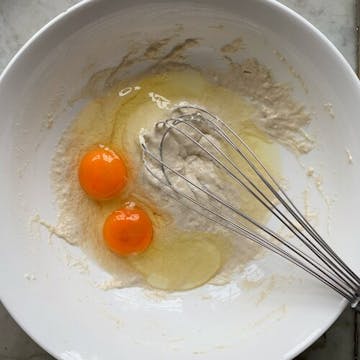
[351, 295, 360, 312]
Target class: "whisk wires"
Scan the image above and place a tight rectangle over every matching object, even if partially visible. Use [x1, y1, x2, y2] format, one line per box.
[140, 105, 360, 309]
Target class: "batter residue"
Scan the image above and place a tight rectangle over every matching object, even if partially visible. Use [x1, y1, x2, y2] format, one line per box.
[51, 41, 312, 291]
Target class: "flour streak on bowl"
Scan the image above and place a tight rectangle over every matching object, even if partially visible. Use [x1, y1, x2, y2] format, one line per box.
[0, 1, 360, 359]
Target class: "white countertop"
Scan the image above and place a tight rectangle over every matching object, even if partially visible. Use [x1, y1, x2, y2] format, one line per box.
[0, 1, 358, 359]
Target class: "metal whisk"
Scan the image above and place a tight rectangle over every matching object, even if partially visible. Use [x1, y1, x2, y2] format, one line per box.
[140, 104, 360, 310]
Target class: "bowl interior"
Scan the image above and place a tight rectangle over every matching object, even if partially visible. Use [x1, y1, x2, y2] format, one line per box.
[1, 1, 359, 359]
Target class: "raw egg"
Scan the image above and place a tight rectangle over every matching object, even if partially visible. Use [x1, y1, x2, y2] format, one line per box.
[78, 146, 127, 200]
[53, 67, 279, 291]
[103, 205, 153, 256]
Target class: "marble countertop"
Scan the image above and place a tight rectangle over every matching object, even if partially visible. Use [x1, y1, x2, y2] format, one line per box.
[0, 1, 359, 359]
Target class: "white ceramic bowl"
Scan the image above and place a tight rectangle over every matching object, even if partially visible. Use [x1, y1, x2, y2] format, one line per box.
[1, 1, 360, 359]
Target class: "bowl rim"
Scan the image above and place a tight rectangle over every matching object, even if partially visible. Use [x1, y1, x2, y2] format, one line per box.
[0, 0, 357, 358]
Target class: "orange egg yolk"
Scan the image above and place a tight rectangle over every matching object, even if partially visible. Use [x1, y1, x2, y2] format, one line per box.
[78, 146, 127, 200]
[103, 206, 153, 256]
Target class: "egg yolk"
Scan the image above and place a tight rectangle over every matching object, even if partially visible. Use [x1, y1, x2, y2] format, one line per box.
[78, 146, 127, 200]
[103, 206, 153, 256]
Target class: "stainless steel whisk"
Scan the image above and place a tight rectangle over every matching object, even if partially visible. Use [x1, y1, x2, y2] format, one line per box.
[140, 104, 360, 310]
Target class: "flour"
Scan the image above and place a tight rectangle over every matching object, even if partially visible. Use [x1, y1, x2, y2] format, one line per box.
[139, 116, 232, 234]
[346, 148, 353, 164]
[220, 37, 244, 53]
[218, 58, 314, 154]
